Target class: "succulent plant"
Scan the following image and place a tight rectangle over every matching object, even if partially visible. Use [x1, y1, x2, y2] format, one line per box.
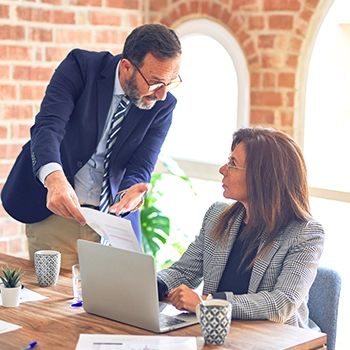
[0, 265, 24, 288]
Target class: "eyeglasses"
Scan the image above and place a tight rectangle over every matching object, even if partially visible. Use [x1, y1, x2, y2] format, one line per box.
[127, 59, 182, 92]
[226, 156, 246, 171]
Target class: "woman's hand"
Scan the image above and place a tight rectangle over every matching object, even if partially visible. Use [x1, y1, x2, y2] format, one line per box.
[166, 284, 205, 313]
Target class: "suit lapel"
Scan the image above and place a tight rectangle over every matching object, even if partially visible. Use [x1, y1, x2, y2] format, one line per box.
[96, 55, 120, 142]
[249, 235, 281, 293]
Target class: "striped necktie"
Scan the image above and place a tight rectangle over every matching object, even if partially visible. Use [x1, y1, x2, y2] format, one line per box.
[99, 95, 131, 215]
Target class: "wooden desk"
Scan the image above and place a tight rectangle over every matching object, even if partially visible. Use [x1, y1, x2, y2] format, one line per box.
[0, 253, 326, 349]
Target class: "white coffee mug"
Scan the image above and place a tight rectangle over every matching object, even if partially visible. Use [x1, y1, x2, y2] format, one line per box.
[34, 250, 61, 287]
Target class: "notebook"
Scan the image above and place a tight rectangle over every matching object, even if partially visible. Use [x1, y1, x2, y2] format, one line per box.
[77, 239, 198, 333]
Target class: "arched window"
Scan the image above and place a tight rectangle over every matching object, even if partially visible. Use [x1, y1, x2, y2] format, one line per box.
[154, 19, 249, 265]
[161, 19, 249, 181]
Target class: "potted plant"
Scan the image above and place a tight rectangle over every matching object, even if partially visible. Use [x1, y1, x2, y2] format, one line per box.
[0, 264, 24, 307]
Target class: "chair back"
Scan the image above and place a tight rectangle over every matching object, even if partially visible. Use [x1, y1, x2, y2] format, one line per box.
[308, 266, 341, 350]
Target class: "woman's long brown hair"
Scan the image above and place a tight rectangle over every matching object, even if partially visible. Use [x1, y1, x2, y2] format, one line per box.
[212, 127, 312, 269]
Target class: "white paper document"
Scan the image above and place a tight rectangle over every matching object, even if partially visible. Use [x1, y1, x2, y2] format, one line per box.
[0, 320, 21, 334]
[75, 335, 198, 350]
[80, 207, 142, 253]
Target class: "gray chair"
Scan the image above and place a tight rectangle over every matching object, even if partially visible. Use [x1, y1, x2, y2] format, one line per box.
[308, 266, 342, 350]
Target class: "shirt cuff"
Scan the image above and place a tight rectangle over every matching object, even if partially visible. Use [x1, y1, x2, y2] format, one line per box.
[38, 163, 63, 186]
[157, 277, 168, 301]
[211, 292, 227, 300]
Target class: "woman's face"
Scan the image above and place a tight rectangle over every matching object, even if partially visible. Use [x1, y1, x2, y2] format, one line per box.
[219, 142, 248, 207]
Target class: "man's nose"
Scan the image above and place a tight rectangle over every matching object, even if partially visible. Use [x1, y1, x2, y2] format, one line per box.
[154, 86, 167, 101]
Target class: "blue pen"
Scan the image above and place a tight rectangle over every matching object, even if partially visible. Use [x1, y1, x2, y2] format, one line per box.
[71, 301, 83, 307]
[22, 341, 37, 350]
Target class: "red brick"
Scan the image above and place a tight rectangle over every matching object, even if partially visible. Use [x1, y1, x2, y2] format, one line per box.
[42, 0, 63, 4]
[0, 241, 9, 254]
[106, 0, 139, 9]
[211, 2, 221, 18]
[0, 85, 17, 100]
[278, 72, 295, 88]
[17, 7, 75, 24]
[150, 0, 168, 11]
[258, 34, 275, 48]
[45, 47, 70, 62]
[262, 53, 284, 69]
[21, 85, 46, 100]
[0, 25, 25, 40]
[0, 126, 7, 139]
[269, 15, 293, 30]
[190, 0, 200, 13]
[14, 66, 54, 81]
[90, 12, 122, 26]
[232, 0, 259, 11]
[179, 2, 190, 17]
[1, 221, 22, 237]
[244, 41, 256, 57]
[56, 29, 92, 43]
[281, 110, 294, 126]
[300, 8, 313, 22]
[229, 16, 245, 33]
[0, 66, 9, 79]
[263, 0, 301, 11]
[67, 0, 101, 5]
[128, 14, 142, 28]
[31, 28, 53, 42]
[238, 30, 250, 44]
[290, 37, 302, 52]
[0, 5, 9, 18]
[249, 16, 265, 30]
[0, 144, 22, 159]
[263, 72, 276, 87]
[3, 105, 33, 120]
[250, 72, 260, 88]
[286, 92, 294, 107]
[250, 109, 275, 124]
[251, 91, 282, 106]
[12, 124, 31, 139]
[0, 46, 31, 61]
[305, 0, 319, 9]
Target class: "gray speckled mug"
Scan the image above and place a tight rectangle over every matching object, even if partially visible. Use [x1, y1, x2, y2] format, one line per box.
[34, 250, 61, 287]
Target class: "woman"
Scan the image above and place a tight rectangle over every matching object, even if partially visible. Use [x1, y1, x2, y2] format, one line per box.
[157, 127, 324, 329]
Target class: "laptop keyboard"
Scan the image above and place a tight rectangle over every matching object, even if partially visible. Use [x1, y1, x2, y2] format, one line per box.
[159, 313, 186, 328]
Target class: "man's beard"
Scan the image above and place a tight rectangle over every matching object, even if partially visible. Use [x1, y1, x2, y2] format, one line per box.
[124, 72, 159, 110]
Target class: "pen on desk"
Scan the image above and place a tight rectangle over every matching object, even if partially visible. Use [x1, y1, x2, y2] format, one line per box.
[22, 341, 37, 350]
[71, 301, 83, 307]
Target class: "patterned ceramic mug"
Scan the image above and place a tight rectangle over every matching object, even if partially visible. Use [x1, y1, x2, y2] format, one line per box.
[34, 250, 61, 287]
[196, 299, 232, 345]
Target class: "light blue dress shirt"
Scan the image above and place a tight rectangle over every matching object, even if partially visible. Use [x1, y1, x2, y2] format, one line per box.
[38, 62, 128, 206]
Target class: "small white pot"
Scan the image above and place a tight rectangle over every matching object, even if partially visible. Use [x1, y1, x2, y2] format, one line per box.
[1, 285, 21, 307]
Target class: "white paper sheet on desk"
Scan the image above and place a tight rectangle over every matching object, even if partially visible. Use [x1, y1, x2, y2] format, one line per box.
[0, 287, 47, 305]
[0, 320, 21, 334]
[75, 334, 198, 350]
[80, 207, 142, 253]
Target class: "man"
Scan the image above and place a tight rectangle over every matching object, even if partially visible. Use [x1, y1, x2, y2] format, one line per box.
[1, 23, 182, 269]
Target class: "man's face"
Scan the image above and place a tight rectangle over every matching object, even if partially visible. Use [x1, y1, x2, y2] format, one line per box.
[121, 53, 181, 110]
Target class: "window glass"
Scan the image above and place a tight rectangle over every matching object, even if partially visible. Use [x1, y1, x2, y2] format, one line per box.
[304, 0, 350, 192]
[161, 34, 237, 166]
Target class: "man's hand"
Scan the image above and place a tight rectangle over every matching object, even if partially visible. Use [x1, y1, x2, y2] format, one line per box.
[166, 285, 204, 313]
[109, 183, 152, 215]
[45, 170, 86, 225]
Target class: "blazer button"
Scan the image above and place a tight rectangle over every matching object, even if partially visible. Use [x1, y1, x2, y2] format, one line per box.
[77, 161, 83, 168]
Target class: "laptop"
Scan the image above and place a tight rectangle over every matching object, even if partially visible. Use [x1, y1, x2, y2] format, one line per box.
[77, 239, 198, 333]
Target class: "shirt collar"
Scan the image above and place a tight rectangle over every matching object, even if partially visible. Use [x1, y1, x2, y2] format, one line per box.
[114, 61, 125, 96]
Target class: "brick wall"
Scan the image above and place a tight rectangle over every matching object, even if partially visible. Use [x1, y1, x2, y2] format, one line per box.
[0, 0, 325, 257]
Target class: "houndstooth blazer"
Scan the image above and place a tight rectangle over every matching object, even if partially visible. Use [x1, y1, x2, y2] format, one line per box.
[157, 201, 325, 328]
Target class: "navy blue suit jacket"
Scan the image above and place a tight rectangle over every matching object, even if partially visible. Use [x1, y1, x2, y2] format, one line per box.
[1, 49, 176, 240]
